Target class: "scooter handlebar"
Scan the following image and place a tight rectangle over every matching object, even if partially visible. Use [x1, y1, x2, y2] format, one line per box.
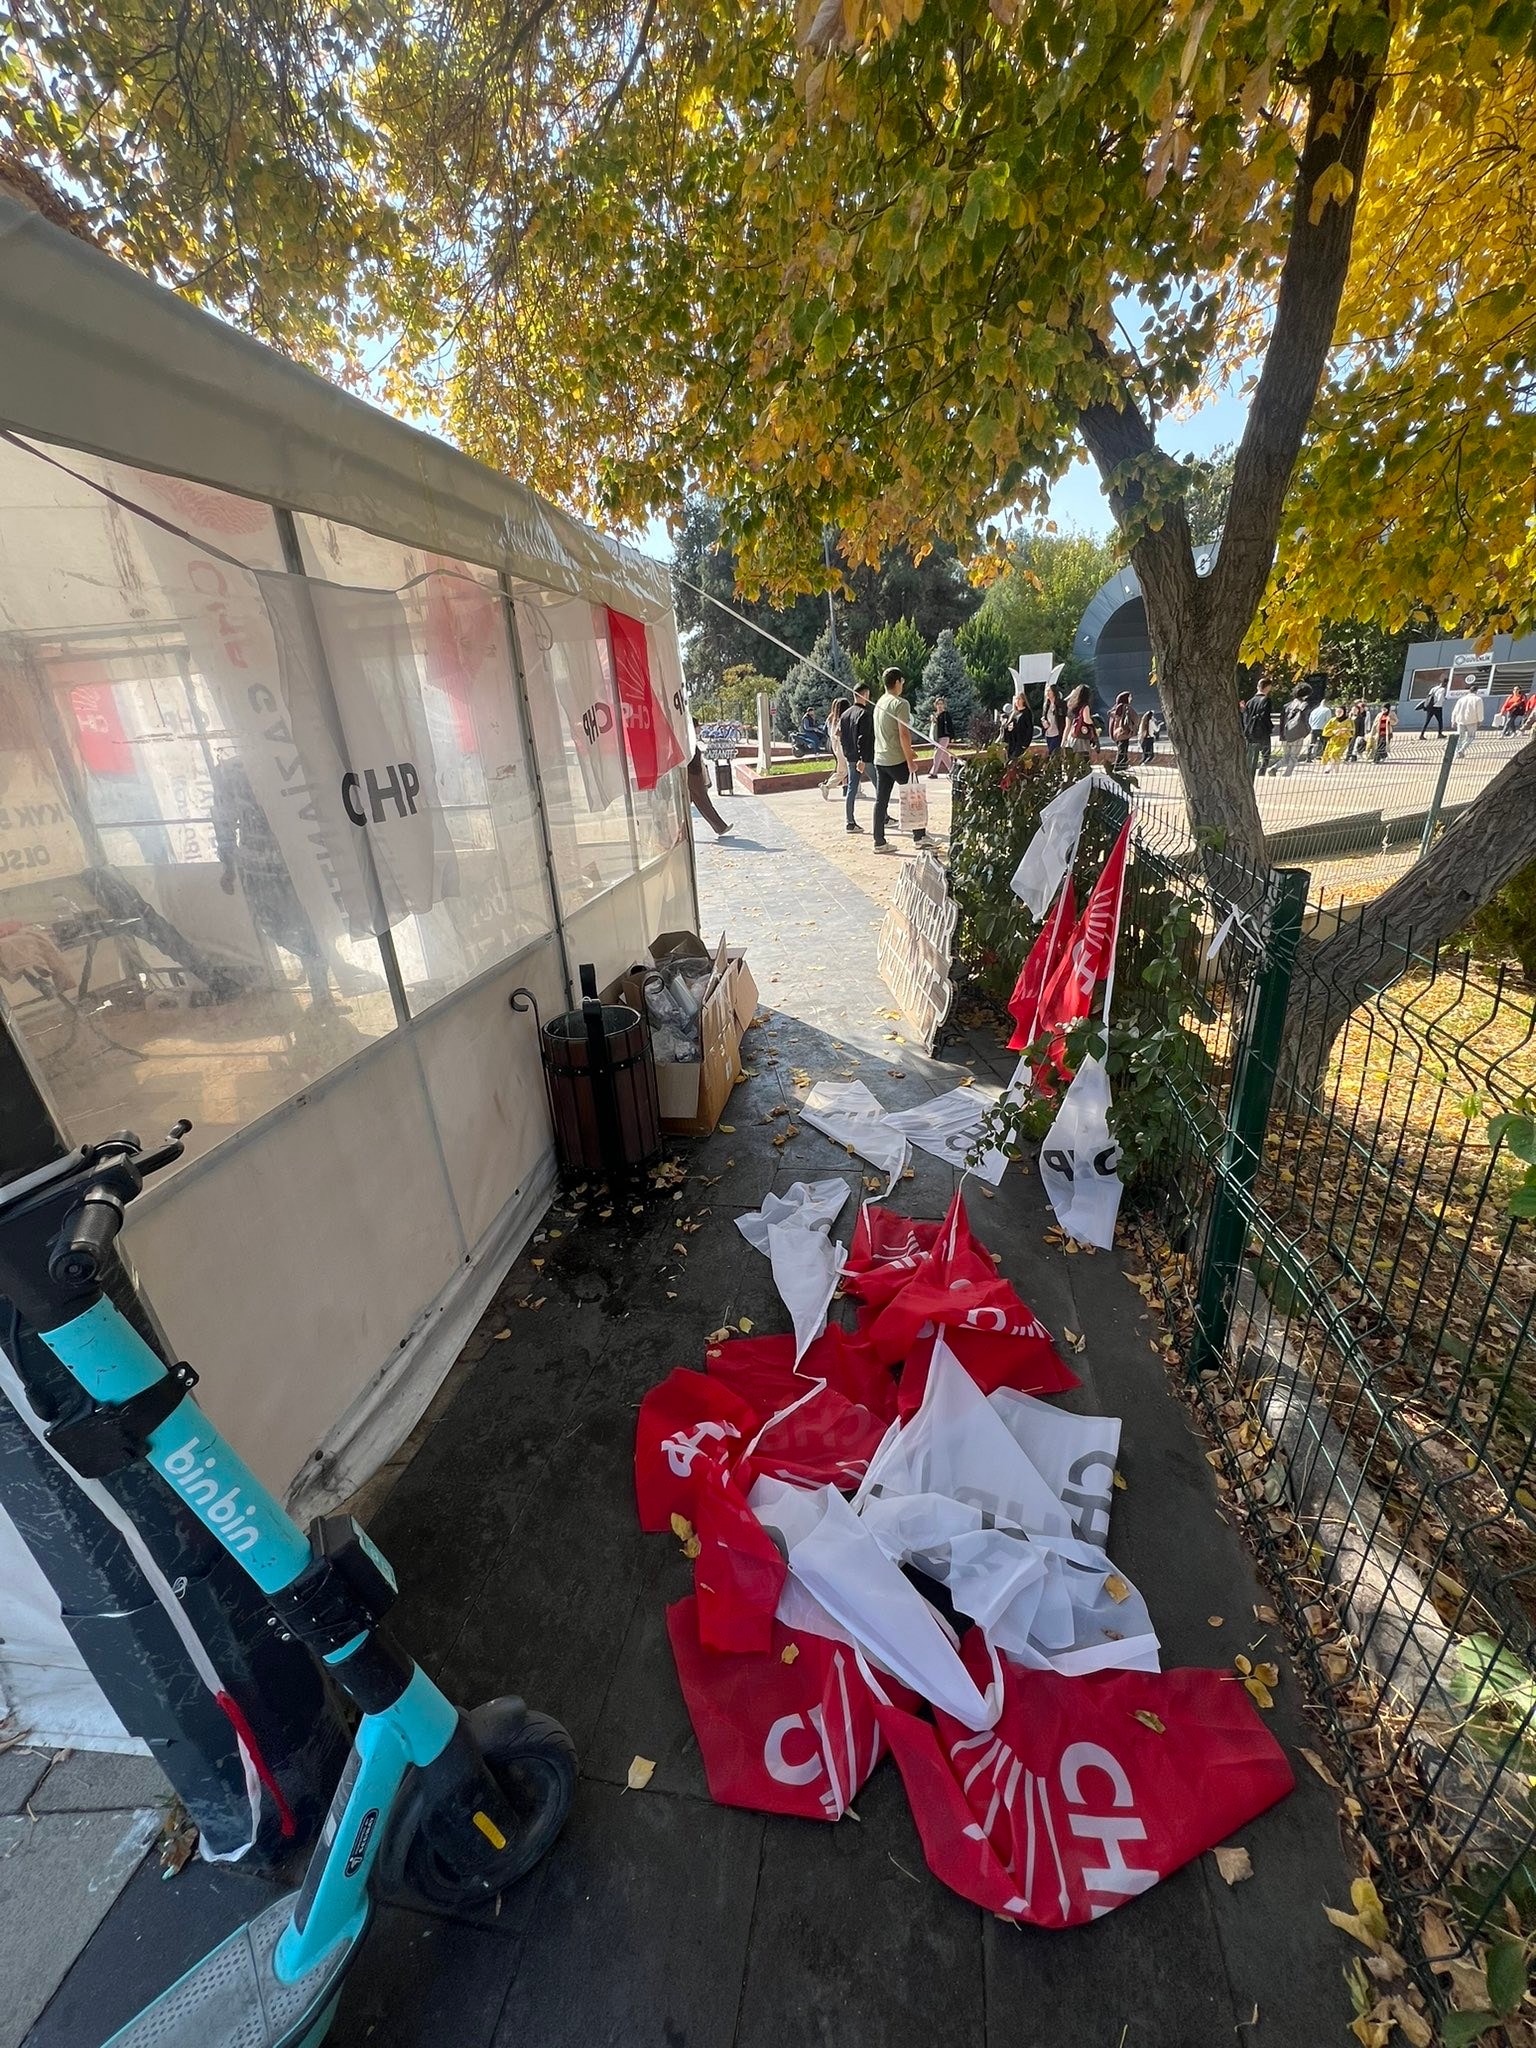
[48, 1189, 125, 1288]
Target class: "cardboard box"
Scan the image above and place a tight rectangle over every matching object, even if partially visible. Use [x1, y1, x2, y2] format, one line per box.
[607, 931, 758, 1137]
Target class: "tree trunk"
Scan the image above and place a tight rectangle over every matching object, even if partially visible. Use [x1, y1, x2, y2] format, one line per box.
[1291, 735, 1536, 1062]
[1136, 568, 1264, 859]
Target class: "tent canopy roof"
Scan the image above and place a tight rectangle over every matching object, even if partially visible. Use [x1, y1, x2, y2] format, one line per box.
[0, 195, 671, 621]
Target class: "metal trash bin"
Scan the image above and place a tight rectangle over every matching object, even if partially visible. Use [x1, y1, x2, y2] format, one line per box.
[511, 965, 661, 1182]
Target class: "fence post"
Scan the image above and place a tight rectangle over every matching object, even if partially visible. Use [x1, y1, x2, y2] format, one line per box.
[1189, 866, 1310, 1375]
[1418, 730, 1458, 861]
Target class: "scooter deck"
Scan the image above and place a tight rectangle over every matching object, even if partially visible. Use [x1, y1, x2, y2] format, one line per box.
[102, 1893, 363, 2048]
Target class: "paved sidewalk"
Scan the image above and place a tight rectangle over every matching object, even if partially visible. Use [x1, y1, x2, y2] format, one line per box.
[24, 790, 1354, 2047]
[1, 1745, 170, 2048]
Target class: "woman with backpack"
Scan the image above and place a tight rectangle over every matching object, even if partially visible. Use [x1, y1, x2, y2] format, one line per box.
[1108, 691, 1136, 770]
[1064, 685, 1100, 756]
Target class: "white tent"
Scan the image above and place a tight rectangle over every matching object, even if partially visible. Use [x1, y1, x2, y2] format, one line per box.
[0, 195, 696, 1742]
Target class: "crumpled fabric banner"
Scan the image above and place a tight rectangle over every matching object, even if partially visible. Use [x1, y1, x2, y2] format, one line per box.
[1039, 1056, 1124, 1252]
[882, 1088, 1009, 1186]
[749, 1475, 1002, 1731]
[990, 1390, 1120, 1550]
[706, 1329, 890, 1490]
[800, 1080, 909, 1191]
[1010, 773, 1098, 918]
[735, 1180, 850, 1363]
[871, 1637, 1294, 1927]
[667, 1594, 900, 1821]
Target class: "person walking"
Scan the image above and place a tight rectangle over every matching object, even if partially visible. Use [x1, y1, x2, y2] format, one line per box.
[871, 667, 923, 853]
[1136, 706, 1162, 764]
[1420, 679, 1447, 735]
[1307, 695, 1333, 760]
[822, 695, 849, 801]
[1108, 691, 1136, 770]
[1452, 685, 1484, 751]
[1499, 685, 1529, 734]
[1277, 694, 1310, 773]
[838, 684, 875, 833]
[1041, 681, 1067, 755]
[1347, 700, 1370, 762]
[1000, 690, 1034, 761]
[1064, 685, 1099, 755]
[1320, 707, 1354, 767]
[1243, 680, 1276, 776]
[929, 694, 955, 777]
[1371, 701, 1396, 762]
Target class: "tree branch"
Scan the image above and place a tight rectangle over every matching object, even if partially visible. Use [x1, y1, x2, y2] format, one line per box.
[1206, 10, 1388, 652]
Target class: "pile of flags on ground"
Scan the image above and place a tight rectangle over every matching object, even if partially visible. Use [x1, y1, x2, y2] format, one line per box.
[635, 1185, 1293, 1928]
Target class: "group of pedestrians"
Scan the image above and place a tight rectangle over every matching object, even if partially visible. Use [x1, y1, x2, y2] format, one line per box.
[827, 669, 930, 854]
[1243, 678, 1406, 775]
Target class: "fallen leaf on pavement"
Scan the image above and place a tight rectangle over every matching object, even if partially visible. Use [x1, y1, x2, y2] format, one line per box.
[1062, 1328, 1086, 1353]
[627, 1757, 656, 1791]
[1300, 1748, 1337, 1788]
[706, 1327, 732, 1343]
[1213, 1846, 1253, 1886]
[738, 1317, 754, 1333]
[1325, 1879, 1392, 1953]
[494, 1328, 511, 1341]
[1208, 1616, 1224, 1628]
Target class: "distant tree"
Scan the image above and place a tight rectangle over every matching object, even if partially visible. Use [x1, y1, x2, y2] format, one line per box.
[917, 630, 976, 736]
[692, 662, 775, 728]
[1319, 613, 1434, 703]
[973, 531, 1120, 683]
[956, 612, 1014, 710]
[673, 496, 824, 697]
[1184, 444, 1236, 549]
[853, 618, 930, 696]
[777, 629, 857, 738]
[835, 540, 981, 649]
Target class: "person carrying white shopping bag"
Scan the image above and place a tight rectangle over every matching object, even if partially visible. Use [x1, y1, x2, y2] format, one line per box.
[871, 666, 926, 854]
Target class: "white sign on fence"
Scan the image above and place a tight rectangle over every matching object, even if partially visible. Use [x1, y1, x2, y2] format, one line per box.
[877, 850, 956, 1053]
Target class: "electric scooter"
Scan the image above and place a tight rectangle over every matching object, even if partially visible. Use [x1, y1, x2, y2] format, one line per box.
[0, 1124, 576, 2048]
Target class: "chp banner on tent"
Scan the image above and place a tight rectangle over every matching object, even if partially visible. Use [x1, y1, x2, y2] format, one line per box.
[131, 477, 450, 939]
[606, 607, 686, 792]
[522, 596, 629, 813]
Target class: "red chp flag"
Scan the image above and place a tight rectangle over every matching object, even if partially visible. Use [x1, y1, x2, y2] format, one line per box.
[853, 1190, 1075, 1410]
[877, 1634, 1294, 1926]
[1036, 819, 1131, 1045]
[667, 1595, 900, 1821]
[607, 609, 685, 791]
[634, 1369, 759, 1532]
[1007, 876, 1076, 1052]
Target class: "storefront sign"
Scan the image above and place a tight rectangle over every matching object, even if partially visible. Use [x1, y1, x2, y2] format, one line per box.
[877, 852, 956, 1053]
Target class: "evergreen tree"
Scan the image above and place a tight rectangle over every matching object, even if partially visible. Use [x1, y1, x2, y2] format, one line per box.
[956, 612, 1014, 709]
[853, 618, 929, 696]
[916, 630, 975, 735]
[776, 629, 857, 738]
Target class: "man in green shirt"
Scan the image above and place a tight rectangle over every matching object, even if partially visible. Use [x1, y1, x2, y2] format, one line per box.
[871, 667, 924, 852]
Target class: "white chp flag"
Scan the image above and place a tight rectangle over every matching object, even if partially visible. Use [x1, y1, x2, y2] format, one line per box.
[881, 1087, 1008, 1186]
[735, 1180, 850, 1364]
[1009, 772, 1097, 918]
[1037, 1055, 1124, 1251]
[800, 1080, 909, 1191]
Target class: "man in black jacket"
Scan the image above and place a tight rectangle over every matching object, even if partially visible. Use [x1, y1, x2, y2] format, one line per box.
[1243, 681, 1275, 777]
[838, 685, 875, 832]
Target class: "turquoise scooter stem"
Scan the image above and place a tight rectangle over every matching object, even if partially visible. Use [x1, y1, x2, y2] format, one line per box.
[40, 1292, 457, 1990]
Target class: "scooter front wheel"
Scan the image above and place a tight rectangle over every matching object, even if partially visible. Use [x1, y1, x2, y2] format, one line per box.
[402, 1701, 576, 1908]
